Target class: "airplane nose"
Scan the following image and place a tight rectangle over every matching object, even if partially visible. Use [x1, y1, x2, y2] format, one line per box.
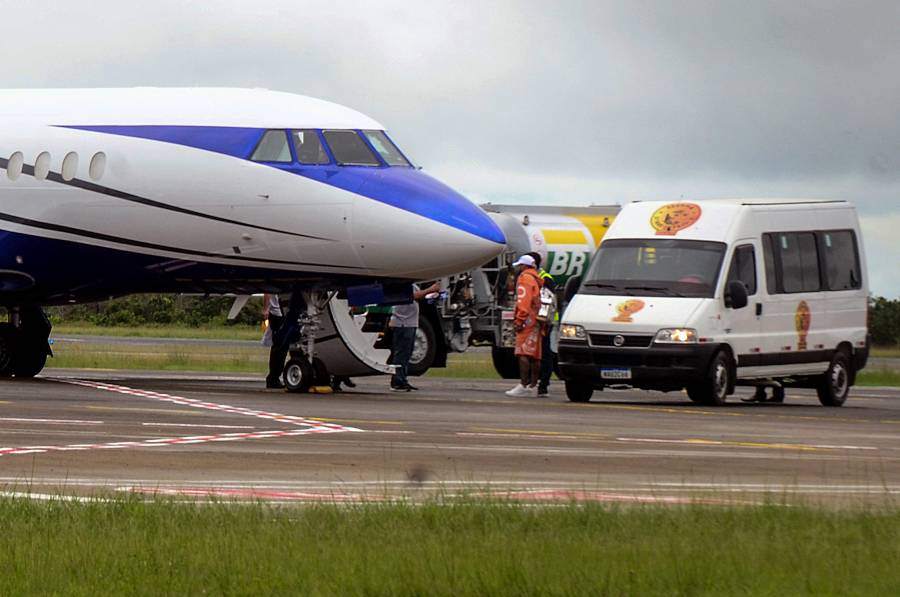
[350, 169, 506, 279]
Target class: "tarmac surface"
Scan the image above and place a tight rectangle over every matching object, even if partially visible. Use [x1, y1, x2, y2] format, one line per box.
[1, 370, 898, 505]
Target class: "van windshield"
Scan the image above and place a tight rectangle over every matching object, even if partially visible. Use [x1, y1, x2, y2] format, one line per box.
[581, 239, 726, 298]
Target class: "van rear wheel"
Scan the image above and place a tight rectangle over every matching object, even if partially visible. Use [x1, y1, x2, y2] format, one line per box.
[687, 351, 731, 406]
[817, 351, 850, 407]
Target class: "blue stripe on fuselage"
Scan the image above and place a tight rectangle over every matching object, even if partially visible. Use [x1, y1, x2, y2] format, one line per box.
[59, 125, 506, 245]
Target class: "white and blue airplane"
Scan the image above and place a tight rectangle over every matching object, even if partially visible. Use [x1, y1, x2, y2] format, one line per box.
[0, 87, 506, 380]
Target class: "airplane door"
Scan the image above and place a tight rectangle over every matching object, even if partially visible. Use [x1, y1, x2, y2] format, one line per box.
[721, 241, 763, 377]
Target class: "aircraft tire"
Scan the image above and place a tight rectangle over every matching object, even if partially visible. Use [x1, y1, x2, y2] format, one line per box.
[407, 317, 436, 377]
[0, 324, 15, 378]
[491, 346, 520, 379]
[283, 358, 314, 393]
[12, 344, 47, 378]
[311, 357, 330, 386]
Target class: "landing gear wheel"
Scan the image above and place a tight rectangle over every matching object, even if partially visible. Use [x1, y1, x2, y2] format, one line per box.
[12, 347, 47, 378]
[564, 380, 593, 403]
[407, 317, 436, 377]
[491, 346, 520, 379]
[0, 324, 16, 378]
[283, 358, 314, 393]
[687, 351, 732, 406]
[311, 357, 329, 386]
[817, 351, 850, 407]
[770, 386, 785, 403]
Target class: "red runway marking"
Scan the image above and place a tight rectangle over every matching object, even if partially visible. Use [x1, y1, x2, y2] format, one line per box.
[123, 486, 384, 502]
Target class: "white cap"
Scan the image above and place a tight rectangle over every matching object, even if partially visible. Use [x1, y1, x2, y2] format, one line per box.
[512, 254, 536, 268]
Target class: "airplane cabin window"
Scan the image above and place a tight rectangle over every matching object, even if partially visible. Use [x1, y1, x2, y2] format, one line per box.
[34, 152, 51, 181]
[251, 130, 292, 163]
[292, 130, 330, 165]
[322, 130, 380, 166]
[6, 152, 24, 180]
[61, 152, 79, 181]
[89, 152, 107, 181]
[362, 130, 411, 166]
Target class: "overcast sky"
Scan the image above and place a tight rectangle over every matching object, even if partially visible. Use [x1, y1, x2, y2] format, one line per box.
[4, 0, 898, 296]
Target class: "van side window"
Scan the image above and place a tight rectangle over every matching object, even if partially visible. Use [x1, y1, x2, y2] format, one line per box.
[776, 232, 821, 293]
[726, 245, 756, 295]
[762, 234, 777, 293]
[251, 130, 292, 163]
[821, 230, 862, 290]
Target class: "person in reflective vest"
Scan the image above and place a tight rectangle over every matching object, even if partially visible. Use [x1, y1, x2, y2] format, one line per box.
[505, 254, 544, 397]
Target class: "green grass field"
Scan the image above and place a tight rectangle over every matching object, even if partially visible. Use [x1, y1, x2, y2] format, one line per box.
[45, 324, 900, 385]
[0, 497, 896, 596]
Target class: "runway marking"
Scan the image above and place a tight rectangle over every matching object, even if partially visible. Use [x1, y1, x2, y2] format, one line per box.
[307, 417, 405, 426]
[616, 437, 878, 451]
[0, 428, 343, 457]
[59, 379, 360, 432]
[88, 405, 205, 416]
[471, 427, 609, 439]
[142, 422, 256, 430]
[459, 432, 582, 441]
[0, 380, 363, 459]
[122, 486, 384, 502]
[0, 417, 103, 425]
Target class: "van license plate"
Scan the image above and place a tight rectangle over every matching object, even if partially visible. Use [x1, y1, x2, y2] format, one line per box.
[601, 368, 631, 380]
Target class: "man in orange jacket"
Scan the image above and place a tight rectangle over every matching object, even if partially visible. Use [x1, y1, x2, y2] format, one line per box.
[505, 254, 544, 397]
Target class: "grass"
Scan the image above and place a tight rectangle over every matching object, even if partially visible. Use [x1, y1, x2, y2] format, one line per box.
[48, 341, 267, 373]
[857, 368, 900, 386]
[874, 346, 900, 358]
[52, 322, 262, 341]
[0, 497, 897, 596]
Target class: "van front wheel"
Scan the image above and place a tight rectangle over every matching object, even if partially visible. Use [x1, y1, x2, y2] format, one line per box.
[817, 351, 850, 407]
[565, 380, 593, 403]
[687, 351, 731, 406]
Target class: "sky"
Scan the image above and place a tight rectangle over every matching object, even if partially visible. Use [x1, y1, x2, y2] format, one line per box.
[3, 0, 898, 296]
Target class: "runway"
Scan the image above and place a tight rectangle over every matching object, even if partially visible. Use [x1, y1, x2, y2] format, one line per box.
[1, 370, 898, 504]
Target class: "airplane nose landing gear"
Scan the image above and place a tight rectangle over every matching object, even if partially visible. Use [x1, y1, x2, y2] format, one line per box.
[281, 290, 334, 393]
[0, 306, 53, 378]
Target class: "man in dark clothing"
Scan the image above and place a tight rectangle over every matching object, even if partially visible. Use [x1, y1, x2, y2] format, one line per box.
[390, 282, 440, 391]
[263, 293, 285, 389]
[267, 289, 307, 389]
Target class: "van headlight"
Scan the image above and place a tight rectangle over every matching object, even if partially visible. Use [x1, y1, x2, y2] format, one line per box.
[654, 328, 698, 344]
[560, 324, 586, 340]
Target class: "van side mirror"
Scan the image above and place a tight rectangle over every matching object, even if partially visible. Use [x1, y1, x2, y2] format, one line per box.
[563, 275, 582, 306]
[725, 280, 748, 309]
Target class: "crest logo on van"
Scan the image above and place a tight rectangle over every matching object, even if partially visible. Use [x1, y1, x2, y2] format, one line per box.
[650, 203, 702, 236]
[795, 301, 811, 351]
[612, 299, 645, 323]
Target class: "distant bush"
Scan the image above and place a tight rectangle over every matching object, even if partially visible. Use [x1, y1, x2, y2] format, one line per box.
[47, 294, 264, 328]
[870, 297, 900, 346]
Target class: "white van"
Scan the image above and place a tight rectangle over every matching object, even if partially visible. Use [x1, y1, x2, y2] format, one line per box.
[558, 199, 869, 406]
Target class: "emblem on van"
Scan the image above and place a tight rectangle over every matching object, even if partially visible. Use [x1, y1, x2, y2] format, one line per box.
[650, 202, 702, 236]
[612, 299, 645, 323]
[795, 301, 811, 351]
[613, 334, 626, 347]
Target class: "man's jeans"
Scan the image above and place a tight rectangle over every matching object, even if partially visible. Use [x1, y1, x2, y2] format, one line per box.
[391, 326, 417, 386]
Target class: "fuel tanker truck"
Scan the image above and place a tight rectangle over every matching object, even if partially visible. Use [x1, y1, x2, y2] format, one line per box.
[296, 204, 620, 385]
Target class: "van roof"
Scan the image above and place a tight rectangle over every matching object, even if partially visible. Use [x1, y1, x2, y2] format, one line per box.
[607, 198, 856, 243]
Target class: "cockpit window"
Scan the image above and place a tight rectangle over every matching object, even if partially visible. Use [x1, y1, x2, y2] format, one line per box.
[322, 130, 380, 166]
[251, 130, 292, 162]
[362, 130, 411, 167]
[292, 130, 330, 165]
